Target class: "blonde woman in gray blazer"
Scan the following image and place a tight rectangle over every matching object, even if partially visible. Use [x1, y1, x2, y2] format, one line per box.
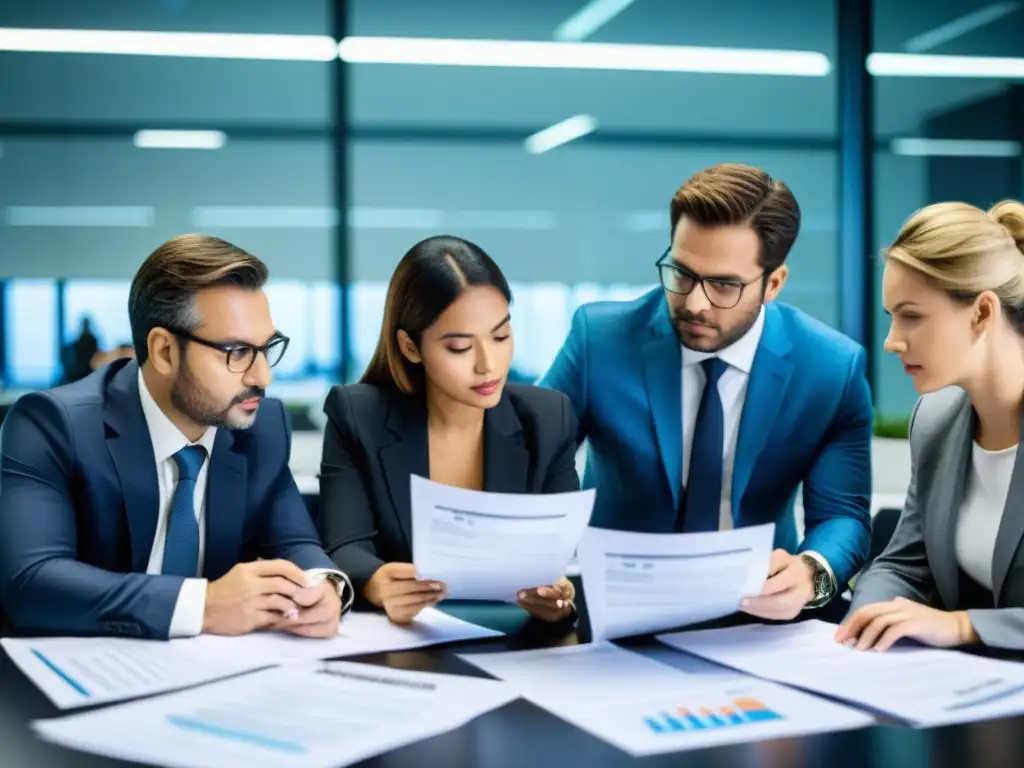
[838, 199, 1024, 652]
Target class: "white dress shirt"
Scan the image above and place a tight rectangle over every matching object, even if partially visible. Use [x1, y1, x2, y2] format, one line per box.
[956, 441, 1016, 591]
[680, 306, 765, 532]
[679, 307, 834, 586]
[138, 371, 352, 638]
[138, 369, 217, 638]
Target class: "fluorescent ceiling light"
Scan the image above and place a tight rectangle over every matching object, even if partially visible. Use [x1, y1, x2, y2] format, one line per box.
[622, 211, 663, 233]
[905, 3, 1020, 53]
[192, 206, 337, 228]
[134, 130, 226, 149]
[190, 206, 557, 230]
[525, 114, 597, 154]
[353, 207, 557, 230]
[0, 27, 337, 60]
[339, 37, 831, 76]
[869, 52, 1024, 78]
[5, 206, 155, 227]
[554, 0, 638, 42]
[891, 138, 1021, 157]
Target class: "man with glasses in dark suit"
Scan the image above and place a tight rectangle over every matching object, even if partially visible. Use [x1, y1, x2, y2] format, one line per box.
[542, 163, 873, 620]
[1, 234, 351, 639]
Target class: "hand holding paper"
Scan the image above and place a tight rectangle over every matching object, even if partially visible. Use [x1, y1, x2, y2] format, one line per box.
[516, 577, 576, 622]
[366, 562, 447, 624]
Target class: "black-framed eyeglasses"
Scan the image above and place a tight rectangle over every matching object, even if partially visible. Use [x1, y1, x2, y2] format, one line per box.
[655, 248, 766, 309]
[166, 327, 290, 373]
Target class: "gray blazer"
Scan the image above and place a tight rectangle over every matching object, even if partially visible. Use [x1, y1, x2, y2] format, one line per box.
[849, 386, 1024, 650]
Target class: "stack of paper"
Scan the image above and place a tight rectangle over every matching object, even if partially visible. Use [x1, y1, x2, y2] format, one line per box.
[659, 619, 1024, 728]
[459, 641, 872, 756]
[1, 608, 502, 709]
[32, 662, 517, 768]
[411, 475, 594, 601]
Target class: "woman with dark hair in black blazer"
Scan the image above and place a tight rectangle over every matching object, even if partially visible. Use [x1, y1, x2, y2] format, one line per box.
[319, 235, 581, 625]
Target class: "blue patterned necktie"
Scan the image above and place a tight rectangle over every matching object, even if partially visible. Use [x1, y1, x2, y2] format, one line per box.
[679, 357, 728, 533]
[161, 444, 208, 577]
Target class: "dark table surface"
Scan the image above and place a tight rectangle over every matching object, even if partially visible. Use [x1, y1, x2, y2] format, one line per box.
[4, 596, 1024, 768]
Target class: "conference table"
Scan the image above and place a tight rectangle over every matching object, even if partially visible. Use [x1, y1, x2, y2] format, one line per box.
[3, 590, 1024, 768]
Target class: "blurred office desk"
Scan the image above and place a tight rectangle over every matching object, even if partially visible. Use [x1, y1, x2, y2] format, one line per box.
[4, 599, 1024, 768]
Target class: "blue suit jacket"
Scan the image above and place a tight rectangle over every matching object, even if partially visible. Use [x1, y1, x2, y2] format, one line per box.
[541, 289, 873, 586]
[0, 359, 335, 639]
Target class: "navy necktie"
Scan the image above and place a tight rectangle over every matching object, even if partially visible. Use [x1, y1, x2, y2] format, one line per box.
[162, 444, 207, 578]
[679, 357, 728, 533]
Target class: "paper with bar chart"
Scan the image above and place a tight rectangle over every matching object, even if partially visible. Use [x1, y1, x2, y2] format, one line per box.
[459, 640, 871, 756]
[658, 619, 1024, 728]
[32, 662, 518, 768]
[585, 681, 872, 755]
[1, 608, 501, 710]
[576, 523, 774, 639]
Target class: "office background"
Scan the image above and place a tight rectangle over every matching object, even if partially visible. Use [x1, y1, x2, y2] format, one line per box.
[1, 0, 1022, 426]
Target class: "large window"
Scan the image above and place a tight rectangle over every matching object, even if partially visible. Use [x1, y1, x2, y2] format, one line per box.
[348, 0, 841, 381]
[0, 0, 339, 398]
[872, 1, 1024, 418]
[4, 279, 59, 387]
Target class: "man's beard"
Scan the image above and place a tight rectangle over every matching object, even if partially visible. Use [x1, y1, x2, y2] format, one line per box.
[671, 301, 762, 353]
[170, 361, 264, 430]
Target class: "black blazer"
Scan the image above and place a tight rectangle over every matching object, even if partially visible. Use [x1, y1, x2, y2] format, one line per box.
[318, 382, 581, 593]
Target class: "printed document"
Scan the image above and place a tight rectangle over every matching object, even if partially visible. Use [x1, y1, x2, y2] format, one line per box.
[411, 474, 594, 600]
[33, 662, 518, 768]
[459, 641, 872, 756]
[576, 523, 774, 639]
[659, 619, 1024, 727]
[185, 607, 503, 666]
[1, 608, 501, 709]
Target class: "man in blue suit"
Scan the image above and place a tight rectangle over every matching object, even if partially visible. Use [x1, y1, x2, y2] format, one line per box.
[542, 163, 872, 619]
[0, 234, 352, 639]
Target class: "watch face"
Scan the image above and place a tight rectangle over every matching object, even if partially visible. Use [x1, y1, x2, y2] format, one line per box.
[815, 571, 829, 597]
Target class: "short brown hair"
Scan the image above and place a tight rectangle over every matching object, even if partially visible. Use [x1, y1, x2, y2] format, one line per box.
[128, 234, 268, 365]
[670, 163, 801, 272]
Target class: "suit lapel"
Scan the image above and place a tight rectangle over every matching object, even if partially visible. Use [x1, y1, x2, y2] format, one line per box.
[926, 401, 973, 609]
[731, 306, 793, 517]
[642, 306, 684, 511]
[204, 430, 248, 580]
[103, 361, 162, 572]
[991, 411, 1024, 605]
[483, 396, 529, 493]
[379, 395, 429, 550]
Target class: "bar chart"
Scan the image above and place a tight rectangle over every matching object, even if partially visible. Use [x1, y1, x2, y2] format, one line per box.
[642, 697, 783, 734]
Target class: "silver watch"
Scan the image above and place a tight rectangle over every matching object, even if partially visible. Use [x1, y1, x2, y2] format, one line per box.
[800, 554, 837, 608]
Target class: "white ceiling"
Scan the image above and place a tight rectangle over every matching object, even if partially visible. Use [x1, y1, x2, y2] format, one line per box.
[0, 0, 1020, 138]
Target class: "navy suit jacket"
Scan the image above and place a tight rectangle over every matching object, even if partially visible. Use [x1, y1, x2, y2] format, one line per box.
[0, 359, 336, 639]
[540, 289, 873, 587]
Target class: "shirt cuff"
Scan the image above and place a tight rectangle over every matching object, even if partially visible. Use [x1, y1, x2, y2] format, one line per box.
[304, 568, 354, 614]
[168, 578, 208, 638]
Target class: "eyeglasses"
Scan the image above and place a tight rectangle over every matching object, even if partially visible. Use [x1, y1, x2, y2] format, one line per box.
[166, 327, 290, 373]
[655, 249, 765, 309]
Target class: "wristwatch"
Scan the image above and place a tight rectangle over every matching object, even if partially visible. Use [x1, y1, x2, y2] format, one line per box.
[800, 553, 837, 609]
[314, 570, 355, 614]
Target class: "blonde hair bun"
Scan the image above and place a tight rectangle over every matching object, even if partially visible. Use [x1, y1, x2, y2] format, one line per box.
[989, 200, 1024, 255]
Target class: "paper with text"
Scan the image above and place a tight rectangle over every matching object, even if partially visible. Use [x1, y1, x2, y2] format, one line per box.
[577, 523, 774, 639]
[659, 619, 1024, 727]
[411, 474, 594, 601]
[459, 641, 871, 756]
[1, 608, 501, 709]
[32, 662, 518, 768]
